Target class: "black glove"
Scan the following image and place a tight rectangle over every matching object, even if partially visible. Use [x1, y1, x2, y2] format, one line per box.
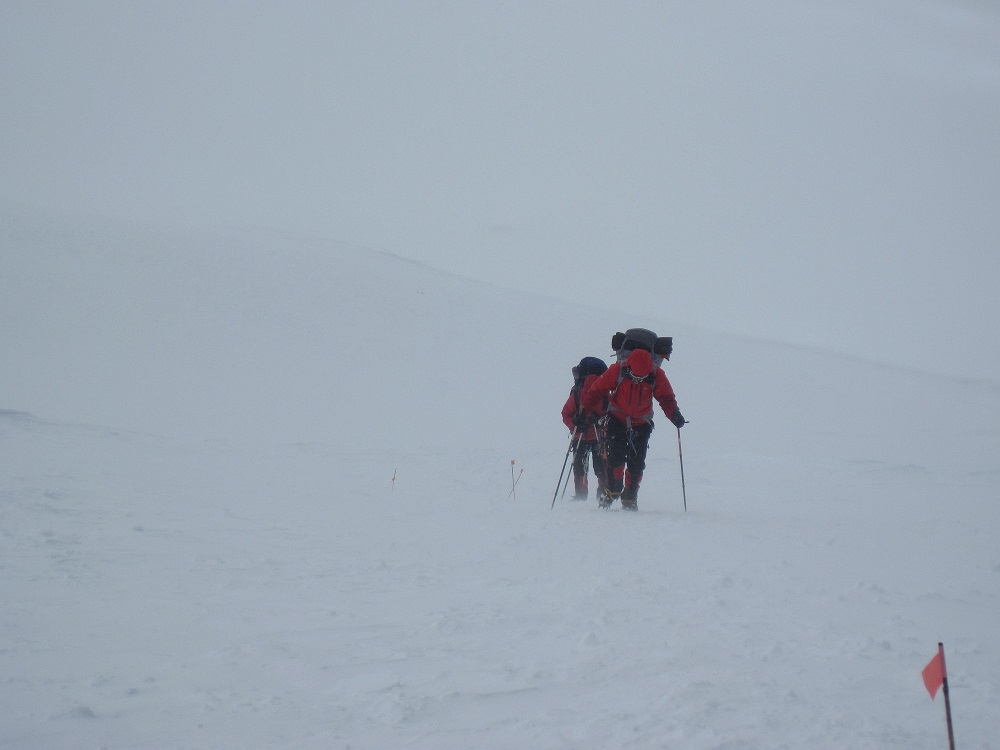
[572, 413, 588, 428]
[670, 409, 686, 429]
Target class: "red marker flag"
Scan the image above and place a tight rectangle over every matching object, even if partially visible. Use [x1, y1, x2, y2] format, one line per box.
[922, 643, 956, 750]
[922, 648, 945, 699]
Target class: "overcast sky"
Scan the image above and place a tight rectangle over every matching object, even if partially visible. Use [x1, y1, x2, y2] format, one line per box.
[3, 1, 999, 380]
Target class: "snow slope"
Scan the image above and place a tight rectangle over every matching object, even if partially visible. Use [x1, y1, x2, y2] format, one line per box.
[2, 213, 999, 748]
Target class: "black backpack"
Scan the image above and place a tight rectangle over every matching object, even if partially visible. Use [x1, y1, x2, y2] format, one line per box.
[569, 356, 608, 420]
[572, 356, 608, 389]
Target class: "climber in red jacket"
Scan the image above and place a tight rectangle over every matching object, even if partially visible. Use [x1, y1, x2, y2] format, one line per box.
[581, 348, 685, 510]
[561, 357, 609, 500]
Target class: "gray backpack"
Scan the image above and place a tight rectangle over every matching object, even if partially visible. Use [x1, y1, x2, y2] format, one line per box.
[611, 328, 673, 368]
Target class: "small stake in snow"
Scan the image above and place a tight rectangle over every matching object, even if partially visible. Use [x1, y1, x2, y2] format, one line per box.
[923, 643, 956, 750]
[391, 469, 397, 493]
[507, 460, 523, 501]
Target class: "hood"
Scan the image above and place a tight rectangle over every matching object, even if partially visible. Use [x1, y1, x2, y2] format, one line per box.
[625, 348, 653, 378]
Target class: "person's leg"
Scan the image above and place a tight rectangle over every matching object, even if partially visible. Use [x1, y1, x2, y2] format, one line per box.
[601, 418, 628, 507]
[622, 423, 652, 510]
[592, 438, 608, 497]
[571, 440, 589, 498]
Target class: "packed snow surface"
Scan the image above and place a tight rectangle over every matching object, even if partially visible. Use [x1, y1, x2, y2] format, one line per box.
[2, 214, 998, 748]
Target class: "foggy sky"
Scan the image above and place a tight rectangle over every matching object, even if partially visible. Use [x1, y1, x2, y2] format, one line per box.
[3, 1, 999, 379]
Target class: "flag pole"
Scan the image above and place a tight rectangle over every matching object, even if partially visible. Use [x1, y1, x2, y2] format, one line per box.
[938, 643, 956, 750]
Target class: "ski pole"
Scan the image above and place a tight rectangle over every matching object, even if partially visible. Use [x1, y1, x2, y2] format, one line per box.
[552, 428, 579, 509]
[562, 431, 586, 500]
[560, 434, 591, 501]
[677, 426, 687, 512]
[564, 448, 590, 500]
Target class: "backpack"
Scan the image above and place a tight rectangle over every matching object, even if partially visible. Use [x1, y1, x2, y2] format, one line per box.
[572, 356, 608, 390]
[570, 356, 608, 414]
[611, 328, 673, 368]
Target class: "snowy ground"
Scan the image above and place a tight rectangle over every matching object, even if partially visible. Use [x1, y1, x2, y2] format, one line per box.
[2, 213, 999, 748]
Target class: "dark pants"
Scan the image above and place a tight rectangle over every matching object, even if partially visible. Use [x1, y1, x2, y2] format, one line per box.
[572, 439, 607, 498]
[604, 417, 652, 500]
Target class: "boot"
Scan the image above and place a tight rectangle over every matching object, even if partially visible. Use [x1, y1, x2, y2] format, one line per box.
[622, 472, 640, 510]
[599, 487, 620, 509]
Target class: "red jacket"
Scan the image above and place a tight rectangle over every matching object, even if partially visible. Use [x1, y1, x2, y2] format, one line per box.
[581, 361, 678, 427]
[561, 373, 606, 441]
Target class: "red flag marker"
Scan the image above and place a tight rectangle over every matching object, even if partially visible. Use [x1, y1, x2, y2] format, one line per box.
[922, 647, 944, 699]
[923, 643, 956, 750]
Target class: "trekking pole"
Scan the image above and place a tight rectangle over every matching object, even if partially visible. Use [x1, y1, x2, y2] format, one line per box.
[560, 434, 584, 501]
[677, 426, 688, 512]
[560, 442, 577, 501]
[563, 448, 590, 501]
[561, 431, 586, 500]
[552, 428, 579, 509]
